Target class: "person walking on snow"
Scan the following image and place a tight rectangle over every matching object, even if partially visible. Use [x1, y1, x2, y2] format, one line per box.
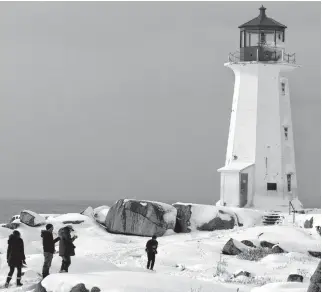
[58, 225, 77, 273]
[145, 235, 158, 271]
[41, 224, 60, 278]
[4, 230, 26, 288]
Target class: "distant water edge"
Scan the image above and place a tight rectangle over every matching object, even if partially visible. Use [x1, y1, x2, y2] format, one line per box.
[0, 198, 114, 223]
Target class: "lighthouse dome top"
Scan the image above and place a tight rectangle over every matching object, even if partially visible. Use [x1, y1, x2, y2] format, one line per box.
[238, 6, 287, 30]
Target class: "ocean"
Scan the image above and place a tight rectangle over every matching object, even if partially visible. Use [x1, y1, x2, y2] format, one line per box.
[0, 198, 114, 223]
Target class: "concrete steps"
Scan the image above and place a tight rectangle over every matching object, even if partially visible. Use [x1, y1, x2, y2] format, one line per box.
[262, 212, 284, 225]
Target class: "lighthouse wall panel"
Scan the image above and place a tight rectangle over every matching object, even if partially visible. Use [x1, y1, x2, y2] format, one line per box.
[254, 64, 284, 197]
[220, 172, 240, 206]
[279, 77, 298, 198]
[225, 64, 259, 165]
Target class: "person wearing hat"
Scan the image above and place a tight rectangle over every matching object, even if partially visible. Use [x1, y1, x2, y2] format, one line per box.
[4, 230, 25, 288]
[41, 224, 60, 278]
[145, 235, 158, 271]
[58, 225, 77, 273]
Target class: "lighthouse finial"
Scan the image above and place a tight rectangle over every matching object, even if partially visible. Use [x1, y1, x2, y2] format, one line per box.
[259, 5, 267, 19]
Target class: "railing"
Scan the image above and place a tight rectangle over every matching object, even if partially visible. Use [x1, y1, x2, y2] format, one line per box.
[289, 201, 296, 224]
[227, 47, 296, 64]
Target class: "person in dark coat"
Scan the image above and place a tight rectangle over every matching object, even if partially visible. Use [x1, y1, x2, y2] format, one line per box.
[41, 224, 60, 278]
[4, 230, 25, 288]
[58, 225, 77, 273]
[145, 235, 158, 270]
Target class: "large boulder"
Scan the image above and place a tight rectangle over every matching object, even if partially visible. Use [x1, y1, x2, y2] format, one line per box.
[20, 210, 45, 227]
[241, 240, 256, 248]
[307, 261, 321, 292]
[35, 281, 47, 292]
[105, 199, 177, 237]
[172, 203, 238, 233]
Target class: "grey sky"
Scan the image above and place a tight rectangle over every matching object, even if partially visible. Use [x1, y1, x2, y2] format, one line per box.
[0, 2, 320, 207]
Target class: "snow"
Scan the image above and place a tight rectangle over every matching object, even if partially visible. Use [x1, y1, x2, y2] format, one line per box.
[251, 282, 308, 292]
[93, 205, 110, 224]
[0, 206, 319, 292]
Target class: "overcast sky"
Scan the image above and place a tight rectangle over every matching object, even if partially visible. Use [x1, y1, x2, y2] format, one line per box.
[0, 2, 320, 207]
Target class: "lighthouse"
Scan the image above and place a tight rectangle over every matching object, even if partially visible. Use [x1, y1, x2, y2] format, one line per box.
[217, 6, 301, 210]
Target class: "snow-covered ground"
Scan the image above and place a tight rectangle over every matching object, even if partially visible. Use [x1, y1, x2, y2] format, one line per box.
[0, 208, 320, 292]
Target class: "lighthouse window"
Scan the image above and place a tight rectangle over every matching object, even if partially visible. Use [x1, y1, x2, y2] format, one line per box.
[284, 127, 289, 140]
[281, 82, 286, 95]
[287, 174, 292, 192]
[267, 183, 277, 191]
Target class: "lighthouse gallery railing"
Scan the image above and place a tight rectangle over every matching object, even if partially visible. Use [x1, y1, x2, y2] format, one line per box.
[228, 47, 296, 64]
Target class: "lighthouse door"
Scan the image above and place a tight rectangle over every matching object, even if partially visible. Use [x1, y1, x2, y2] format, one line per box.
[239, 173, 248, 207]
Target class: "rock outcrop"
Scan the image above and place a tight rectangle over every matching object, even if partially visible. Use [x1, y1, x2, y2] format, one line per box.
[307, 261, 321, 292]
[304, 217, 314, 229]
[260, 241, 275, 249]
[94, 206, 110, 225]
[81, 206, 94, 218]
[70, 283, 89, 292]
[105, 199, 177, 237]
[241, 240, 256, 248]
[222, 238, 247, 255]
[20, 210, 45, 227]
[308, 251, 321, 258]
[272, 245, 285, 254]
[173, 203, 238, 233]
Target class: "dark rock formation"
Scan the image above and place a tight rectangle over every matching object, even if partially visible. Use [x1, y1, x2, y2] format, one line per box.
[241, 240, 256, 248]
[307, 261, 321, 292]
[308, 251, 321, 258]
[272, 245, 285, 254]
[173, 204, 192, 233]
[260, 241, 275, 248]
[20, 210, 45, 227]
[222, 238, 246, 255]
[287, 274, 304, 282]
[70, 283, 89, 292]
[304, 217, 314, 229]
[105, 199, 176, 237]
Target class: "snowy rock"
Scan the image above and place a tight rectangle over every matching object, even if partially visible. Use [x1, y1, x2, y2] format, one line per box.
[90, 288, 101, 292]
[287, 274, 303, 282]
[304, 217, 314, 228]
[260, 240, 275, 248]
[222, 238, 247, 255]
[20, 210, 46, 227]
[93, 205, 110, 225]
[70, 283, 90, 292]
[105, 199, 177, 237]
[316, 226, 321, 236]
[198, 210, 235, 231]
[241, 240, 256, 248]
[308, 251, 321, 258]
[172, 203, 237, 233]
[308, 261, 321, 292]
[272, 245, 285, 254]
[81, 206, 94, 218]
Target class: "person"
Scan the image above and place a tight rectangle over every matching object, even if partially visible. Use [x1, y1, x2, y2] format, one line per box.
[145, 235, 158, 271]
[4, 230, 26, 288]
[58, 225, 77, 273]
[41, 223, 60, 278]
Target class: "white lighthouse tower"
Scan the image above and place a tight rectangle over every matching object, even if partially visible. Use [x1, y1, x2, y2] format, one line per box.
[218, 6, 302, 210]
